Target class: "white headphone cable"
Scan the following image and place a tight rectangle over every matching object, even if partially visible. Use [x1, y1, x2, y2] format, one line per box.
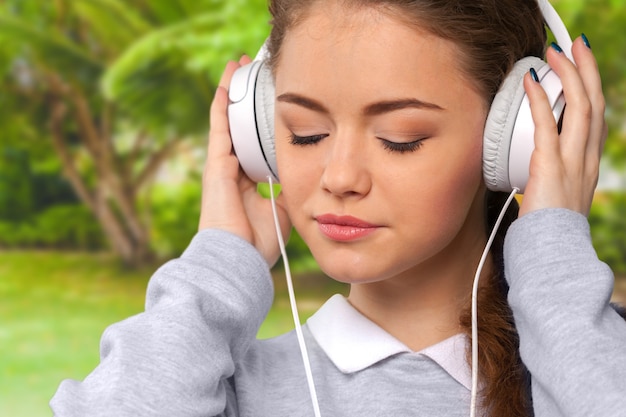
[469, 187, 519, 417]
[268, 176, 323, 417]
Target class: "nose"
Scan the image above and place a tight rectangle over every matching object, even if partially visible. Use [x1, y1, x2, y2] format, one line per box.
[319, 130, 372, 198]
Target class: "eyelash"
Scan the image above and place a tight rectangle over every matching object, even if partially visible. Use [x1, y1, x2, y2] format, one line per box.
[289, 133, 328, 146]
[379, 138, 426, 154]
[289, 133, 426, 154]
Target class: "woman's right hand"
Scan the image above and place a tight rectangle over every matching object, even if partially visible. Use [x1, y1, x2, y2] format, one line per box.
[199, 57, 291, 266]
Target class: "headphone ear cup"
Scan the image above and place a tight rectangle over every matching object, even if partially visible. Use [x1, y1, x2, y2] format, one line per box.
[228, 60, 278, 183]
[254, 62, 279, 180]
[483, 56, 548, 192]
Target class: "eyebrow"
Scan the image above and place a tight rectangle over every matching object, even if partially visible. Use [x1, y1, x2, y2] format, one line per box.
[276, 93, 445, 116]
[364, 98, 445, 115]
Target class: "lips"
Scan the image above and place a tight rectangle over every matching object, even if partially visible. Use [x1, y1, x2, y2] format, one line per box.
[315, 214, 380, 242]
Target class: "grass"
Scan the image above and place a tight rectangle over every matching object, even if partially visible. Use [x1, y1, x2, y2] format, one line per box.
[0, 250, 343, 417]
[0, 251, 150, 417]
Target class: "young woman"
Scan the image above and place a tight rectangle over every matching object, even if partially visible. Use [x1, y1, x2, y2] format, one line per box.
[51, 0, 626, 416]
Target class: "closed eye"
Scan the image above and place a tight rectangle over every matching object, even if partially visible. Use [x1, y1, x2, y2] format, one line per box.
[289, 133, 329, 146]
[378, 137, 427, 154]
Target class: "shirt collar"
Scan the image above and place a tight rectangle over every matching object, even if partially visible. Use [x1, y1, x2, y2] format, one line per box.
[306, 294, 471, 390]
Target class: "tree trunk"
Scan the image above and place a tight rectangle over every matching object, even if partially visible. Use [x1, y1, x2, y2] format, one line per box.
[94, 188, 135, 262]
[47, 87, 154, 267]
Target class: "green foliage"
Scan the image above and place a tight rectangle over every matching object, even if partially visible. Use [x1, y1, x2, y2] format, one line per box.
[0, 144, 79, 218]
[101, 16, 217, 137]
[34, 205, 105, 249]
[0, 0, 624, 270]
[0, 14, 103, 88]
[0, 144, 96, 250]
[556, 0, 626, 166]
[148, 180, 202, 257]
[590, 193, 626, 275]
[0, 0, 275, 263]
[72, 0, 153, 54]
[0, 204, 105, 249]
[102, 0, 270, 137]
[0, 147, 35, 220]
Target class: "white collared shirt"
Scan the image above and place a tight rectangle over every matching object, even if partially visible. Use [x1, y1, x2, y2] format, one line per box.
[307, 294, 472, 390]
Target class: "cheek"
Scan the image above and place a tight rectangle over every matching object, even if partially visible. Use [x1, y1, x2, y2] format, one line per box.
[446, 137, 484, 194]
[439, 137, 483, 200]
[275, 131, 316, 211]
[404, 136, 484, 230]
[275, 126, 295, 185]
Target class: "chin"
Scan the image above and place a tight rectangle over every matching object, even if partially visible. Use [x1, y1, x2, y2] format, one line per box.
[314, 255, 397, 285]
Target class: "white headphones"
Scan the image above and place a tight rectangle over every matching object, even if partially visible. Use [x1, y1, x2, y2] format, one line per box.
[227, 0, 573, 193]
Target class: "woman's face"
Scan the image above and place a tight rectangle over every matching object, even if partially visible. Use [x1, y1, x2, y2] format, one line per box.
[274, 4, 489, 284]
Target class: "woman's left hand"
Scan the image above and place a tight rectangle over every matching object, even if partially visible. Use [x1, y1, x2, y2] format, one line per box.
[519, 35, 608, 218]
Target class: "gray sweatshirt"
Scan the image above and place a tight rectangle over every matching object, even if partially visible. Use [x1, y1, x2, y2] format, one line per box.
[50, 209, 626, 416]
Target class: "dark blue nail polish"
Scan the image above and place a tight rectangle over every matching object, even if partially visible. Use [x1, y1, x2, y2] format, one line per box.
[550, 42, 563, 53]
[530, 67, 539, 83]
[582, 33, 591, 49]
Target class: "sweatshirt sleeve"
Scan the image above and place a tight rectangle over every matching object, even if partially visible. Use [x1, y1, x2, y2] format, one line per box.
[50, 229, 274, 417]
[504, 208, 626, 417]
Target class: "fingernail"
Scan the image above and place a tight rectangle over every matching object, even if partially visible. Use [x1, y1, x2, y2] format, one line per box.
[550, 42, 563, 53]
[530, 67, 539, 83]
[582, 33, 591, 49]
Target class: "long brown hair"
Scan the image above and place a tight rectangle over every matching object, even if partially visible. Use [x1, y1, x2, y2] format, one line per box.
[266, 0, 547, 415]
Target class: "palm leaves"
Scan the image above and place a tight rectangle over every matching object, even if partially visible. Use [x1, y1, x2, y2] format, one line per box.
[102, 0, 270, 136]
[1, 0, 269, 137]
[0, 13, 103, 86]
[0, 0, 270, 264]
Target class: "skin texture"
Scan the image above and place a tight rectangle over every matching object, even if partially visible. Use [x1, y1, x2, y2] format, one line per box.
[199, 3, 606, 350]
[273, 5, 488, 347]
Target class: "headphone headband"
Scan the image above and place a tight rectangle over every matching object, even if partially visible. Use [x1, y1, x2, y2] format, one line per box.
[539, 0, 574, 61]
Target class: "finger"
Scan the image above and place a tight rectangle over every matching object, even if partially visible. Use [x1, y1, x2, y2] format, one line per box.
[524, 69, 560, 156]
[208, 61, 241, 160]
[207, 87, 232, 160]
[545, 44, 591, 161]
[218, 59, 240, 90]
[571, 35, 607, 158]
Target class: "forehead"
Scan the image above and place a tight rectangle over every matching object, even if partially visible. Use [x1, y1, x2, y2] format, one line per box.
[274, 2, 482, 113]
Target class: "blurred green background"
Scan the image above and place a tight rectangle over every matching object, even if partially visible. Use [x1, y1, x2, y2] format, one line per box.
[0, 0, 624, 415]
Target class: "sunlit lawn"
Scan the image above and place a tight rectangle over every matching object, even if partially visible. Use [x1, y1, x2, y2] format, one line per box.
[0, 250, 344, 417]
[1, 251, 624, 417]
